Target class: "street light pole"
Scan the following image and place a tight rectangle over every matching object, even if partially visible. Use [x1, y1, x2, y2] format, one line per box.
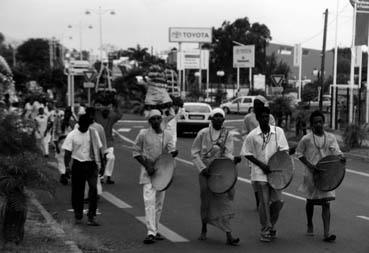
[85, 7, 116, 61]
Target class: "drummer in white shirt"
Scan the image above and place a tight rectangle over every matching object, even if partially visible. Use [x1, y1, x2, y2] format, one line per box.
[240, 106, 289, 242]
[132, 109, 177, 244]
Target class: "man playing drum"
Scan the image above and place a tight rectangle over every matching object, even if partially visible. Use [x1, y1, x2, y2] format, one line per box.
[241, 95, 275, 209]
[132, 110, 178, 244]
[240, 106, 289, 242]
[191, 108, 241, 246]
[295, 110, 345, 242]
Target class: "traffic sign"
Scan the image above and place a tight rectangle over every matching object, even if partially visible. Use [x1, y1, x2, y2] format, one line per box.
[83, 82, 95, 88]
[84, 70, 96, 82]
[233, 45, 255, 68]
[271, 74, 284, 87]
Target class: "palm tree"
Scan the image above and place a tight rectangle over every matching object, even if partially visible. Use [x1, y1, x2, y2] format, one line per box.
[127, 44, 149, 62]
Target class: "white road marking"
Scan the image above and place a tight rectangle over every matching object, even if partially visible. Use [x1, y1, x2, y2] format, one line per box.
[136, 216, 189, 242]
[346, 169, 369, 178]
[117, 128, 131, 132]
[67, 209, 102, 215]
[119, 119, 243, 124]
[101, 191, 132, 209]
[357, 216, 369, 221]
[113, 129, 135, 144]
[237, 177, 306, 201]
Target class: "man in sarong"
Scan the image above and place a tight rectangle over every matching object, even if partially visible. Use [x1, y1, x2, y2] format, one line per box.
[241, 106, 289, 242]
[295, 110, 345, 242]
[133, 110, 178, 244]
[191, 108, 240, 246]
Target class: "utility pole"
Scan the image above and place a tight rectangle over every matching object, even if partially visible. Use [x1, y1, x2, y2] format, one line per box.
[319, 8, 328, 111]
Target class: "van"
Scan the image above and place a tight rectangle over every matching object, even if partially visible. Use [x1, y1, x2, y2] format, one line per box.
[220, 96, 257, 114]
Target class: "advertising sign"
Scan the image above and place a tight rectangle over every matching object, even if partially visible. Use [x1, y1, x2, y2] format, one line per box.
[355, 45, 363, 67]
[177, 50, 209, 70]
[233, 45, 255, 68]
[169, 27, 212, 43]
[293, 44, 302, 67]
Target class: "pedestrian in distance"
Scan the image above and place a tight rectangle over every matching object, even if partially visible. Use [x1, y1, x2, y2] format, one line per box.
[295, 110, 345, 242]
[132, 109, 178, 244]
[62, 114, 103, 226]
[34, 107, 51, 157]
[241, 95, 275, 210]
[241, 106, 289, 242]
[191, 108, 241, 246]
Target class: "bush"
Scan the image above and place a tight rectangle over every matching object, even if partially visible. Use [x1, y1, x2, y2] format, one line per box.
[0, 113, 38, 155]
[343, 124, 368, 150]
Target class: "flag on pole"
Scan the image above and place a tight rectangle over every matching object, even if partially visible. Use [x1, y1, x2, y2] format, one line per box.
[355, 12, 369, 45]
[351, 0, 369, 45]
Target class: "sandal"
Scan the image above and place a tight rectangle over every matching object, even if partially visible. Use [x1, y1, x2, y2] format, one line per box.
[323, 234, 336, 242]
[155, 233, 164, 241]
[143, 235, 156, 244]
[226, 238, 240, 246]
[269, 230, 277, 239]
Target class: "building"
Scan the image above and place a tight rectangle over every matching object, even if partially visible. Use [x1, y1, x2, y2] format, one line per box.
[266, 42, 334, 82]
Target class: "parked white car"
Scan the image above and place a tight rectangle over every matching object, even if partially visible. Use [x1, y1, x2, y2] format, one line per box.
[177, 102, 212, 136]
[220, 96, 257, 114]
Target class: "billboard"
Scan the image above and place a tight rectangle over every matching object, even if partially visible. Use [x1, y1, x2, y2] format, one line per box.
[177, 50, 209, 70]
[169, 27, 212, 43]
[233, 45, 255, 68]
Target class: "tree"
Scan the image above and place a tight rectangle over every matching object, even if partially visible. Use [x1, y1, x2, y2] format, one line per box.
[127, 44, 149, 62]
[206, 17, 271, 85]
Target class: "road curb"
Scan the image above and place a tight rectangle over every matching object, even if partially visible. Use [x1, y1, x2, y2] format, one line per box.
[27, 190, 82, 253]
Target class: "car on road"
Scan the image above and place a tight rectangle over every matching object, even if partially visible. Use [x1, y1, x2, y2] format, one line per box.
[220, 96, 257, 114]
[177, 102, 212, 136]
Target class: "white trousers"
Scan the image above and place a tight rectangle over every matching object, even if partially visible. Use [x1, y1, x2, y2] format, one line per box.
[104, 147, 115, 177]
[143, 183, 165, 236]
[55, 148, 65, 174]
[37, 133, 50, 156]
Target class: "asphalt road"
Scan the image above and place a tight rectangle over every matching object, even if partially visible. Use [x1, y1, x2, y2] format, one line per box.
[43, 119, 369, 253]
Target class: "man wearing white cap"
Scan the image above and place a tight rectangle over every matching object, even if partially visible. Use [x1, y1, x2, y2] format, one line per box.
[191, 108, 241, 246]
[241, 95, 275, 209]
[133, 109, 178, 244]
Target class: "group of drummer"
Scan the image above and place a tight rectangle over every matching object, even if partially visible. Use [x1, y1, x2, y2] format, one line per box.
[132, 96, 345, 245]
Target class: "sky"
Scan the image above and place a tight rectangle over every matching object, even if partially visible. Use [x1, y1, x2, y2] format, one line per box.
[0, 0, 355, 55]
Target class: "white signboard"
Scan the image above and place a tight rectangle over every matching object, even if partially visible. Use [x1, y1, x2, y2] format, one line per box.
[355, 46, 362, 67]
[177, 50, 209, 70]
[169, 27, 212, 43]
[233, 45, 255, 68]
[293, 44, 302, 67]
[253, 74, 266, 90]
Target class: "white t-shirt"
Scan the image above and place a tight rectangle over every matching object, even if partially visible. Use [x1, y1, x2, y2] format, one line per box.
[240, 125, 289, 182]
[62, 128, 102, 162]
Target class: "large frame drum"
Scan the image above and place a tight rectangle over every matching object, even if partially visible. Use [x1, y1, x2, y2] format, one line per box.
[314, 155, 346, 192]
[151, 153, 175, 191]
[207, 158, 237, 194]
[267, 151, 294, 190]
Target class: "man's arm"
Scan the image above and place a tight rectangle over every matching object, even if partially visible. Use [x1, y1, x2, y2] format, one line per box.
[245, 155, 270, 174]
[64, 150, 72, 175]
[134, 155, 155, 176]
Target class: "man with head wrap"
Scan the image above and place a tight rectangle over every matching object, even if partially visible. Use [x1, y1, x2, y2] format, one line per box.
[132, 110, 178, 244]
[241, 106, 289, 242]
[191, 108, 241, 246]
[241, 95, 275, 209]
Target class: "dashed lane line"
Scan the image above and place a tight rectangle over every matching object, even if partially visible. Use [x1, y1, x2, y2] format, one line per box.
[118, 119, 243, 124]
[136, 217, 189, 242]
[346, 169, 369, 178]
[101, 191, 189, 242]
[357, 216, 369, 221]
[117, 128, 131, 132]
[101, 191, 132, 209]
